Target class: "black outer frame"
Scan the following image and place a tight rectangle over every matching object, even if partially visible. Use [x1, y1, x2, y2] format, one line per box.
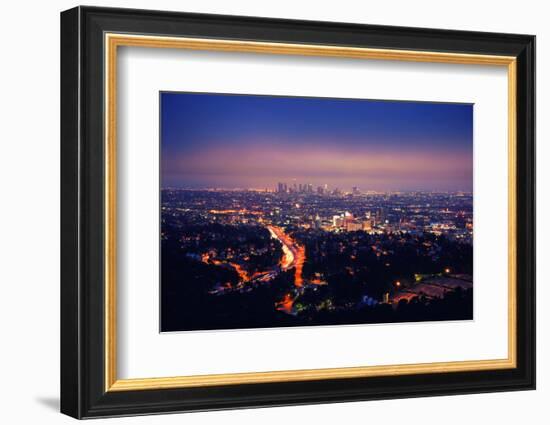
[60, 5, 535, 419]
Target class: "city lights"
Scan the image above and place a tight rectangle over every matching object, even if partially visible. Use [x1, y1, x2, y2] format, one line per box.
[162, 187, 473, 329]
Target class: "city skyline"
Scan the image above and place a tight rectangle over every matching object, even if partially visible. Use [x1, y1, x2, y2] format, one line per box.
[160, 93, 474, 331]
[161, 92, 473, 192]
[162, 181, 473, 193]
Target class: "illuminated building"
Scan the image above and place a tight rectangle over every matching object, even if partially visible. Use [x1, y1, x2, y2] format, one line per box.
[362, 219, 373, 231]
[346, 221, 362, 232]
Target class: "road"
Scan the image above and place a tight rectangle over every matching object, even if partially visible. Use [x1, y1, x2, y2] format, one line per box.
[266, 225, 305, 287]
[208, 224, 306, 314]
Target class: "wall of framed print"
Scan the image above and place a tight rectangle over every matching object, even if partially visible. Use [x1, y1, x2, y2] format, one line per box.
[0, 1, 546, 425]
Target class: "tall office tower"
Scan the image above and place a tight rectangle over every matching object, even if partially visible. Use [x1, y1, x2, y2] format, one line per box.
[314, 214, 322, 229]
[377, 207, 387, 223]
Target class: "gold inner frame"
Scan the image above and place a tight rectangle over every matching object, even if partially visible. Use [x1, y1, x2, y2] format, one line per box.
[104, 33, 517, 392]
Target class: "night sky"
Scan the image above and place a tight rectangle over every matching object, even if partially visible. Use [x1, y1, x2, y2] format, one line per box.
[160, 92, 473, 192]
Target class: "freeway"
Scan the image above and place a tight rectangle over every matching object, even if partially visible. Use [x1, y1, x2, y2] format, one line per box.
[266, 225, 305, 287]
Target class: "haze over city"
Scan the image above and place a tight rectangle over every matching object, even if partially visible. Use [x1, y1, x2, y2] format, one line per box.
[161, 92, 473, 192]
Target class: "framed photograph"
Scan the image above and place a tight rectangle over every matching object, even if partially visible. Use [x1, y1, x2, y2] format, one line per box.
[60, 6, 535, 419]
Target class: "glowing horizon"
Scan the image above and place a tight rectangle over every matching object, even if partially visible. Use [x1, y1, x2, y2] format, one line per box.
[161, 92, 473, 192]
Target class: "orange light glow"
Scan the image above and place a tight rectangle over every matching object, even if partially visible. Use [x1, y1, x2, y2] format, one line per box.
[276, 293, 295, 314]
[209, 209, 243, 214]
[229, 262, 250, 282]
[267, 225, 306, 287]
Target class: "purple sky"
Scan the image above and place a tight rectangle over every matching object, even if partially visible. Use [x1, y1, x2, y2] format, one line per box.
[161, 92, 473, 192]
